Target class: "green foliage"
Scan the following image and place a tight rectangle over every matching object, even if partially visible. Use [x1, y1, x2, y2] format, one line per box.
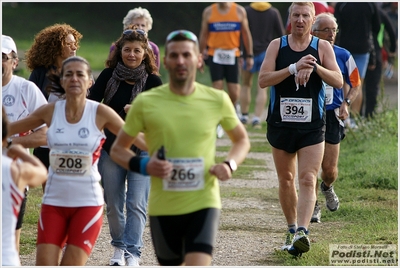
[339, 108, 398, 190]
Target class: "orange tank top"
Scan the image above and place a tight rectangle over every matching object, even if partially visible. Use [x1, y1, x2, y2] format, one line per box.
[207, 3, 241, 57]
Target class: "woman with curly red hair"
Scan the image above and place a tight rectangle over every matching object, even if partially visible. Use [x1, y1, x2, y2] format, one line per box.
[25, 23, 83, 103]
[25, 23, 83, 191]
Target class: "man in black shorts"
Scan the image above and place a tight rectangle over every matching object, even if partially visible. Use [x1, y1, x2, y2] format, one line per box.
[310, 13, 361, 223]
[258, 2, 343, 256]
[110, 30, 250, 265]
[199, 2, 254, 109]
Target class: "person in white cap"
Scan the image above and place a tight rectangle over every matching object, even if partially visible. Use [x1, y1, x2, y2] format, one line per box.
[2, 34, 48, 253]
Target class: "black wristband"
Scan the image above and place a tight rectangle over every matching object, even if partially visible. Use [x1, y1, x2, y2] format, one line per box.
[129, 156, 142, 173]
[313, 63, 317, 72]
[246, 54, 254, 58]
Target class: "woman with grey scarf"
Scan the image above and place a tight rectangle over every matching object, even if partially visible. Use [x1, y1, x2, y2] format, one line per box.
[88, 27, 161, 266]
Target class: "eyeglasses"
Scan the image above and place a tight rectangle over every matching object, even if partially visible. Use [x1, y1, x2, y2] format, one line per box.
[166, 30, 198, 44]
[123, 29, 147, 37]
[314, 28, 339, 33]
[2, 53, 14, 62]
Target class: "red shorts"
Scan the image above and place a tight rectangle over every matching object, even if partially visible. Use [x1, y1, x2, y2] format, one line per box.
[37, 204, 103, 256]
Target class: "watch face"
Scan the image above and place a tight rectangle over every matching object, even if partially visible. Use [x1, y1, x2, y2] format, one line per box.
[229, 159, 237, 171]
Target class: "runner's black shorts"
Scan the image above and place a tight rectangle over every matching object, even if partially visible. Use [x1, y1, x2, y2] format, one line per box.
[267, 124, 325, 153]
[150, 208, 220, 266]
[325, 109, 345, 144]
[207, 56, 239, 83]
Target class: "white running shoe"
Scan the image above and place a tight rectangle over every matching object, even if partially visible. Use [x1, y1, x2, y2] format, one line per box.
[110, 246, 125, 266]
[125, 251, 140, 266]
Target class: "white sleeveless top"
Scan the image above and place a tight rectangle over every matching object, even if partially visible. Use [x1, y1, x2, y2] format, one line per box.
[44, 99, 106, 207]
[2, 156, 24, 266]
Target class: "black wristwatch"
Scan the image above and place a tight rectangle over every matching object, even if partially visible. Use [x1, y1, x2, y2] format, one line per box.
[246, 54, 254, 58]
[223, 159, 237, 173]
[344, 98, 351, 106]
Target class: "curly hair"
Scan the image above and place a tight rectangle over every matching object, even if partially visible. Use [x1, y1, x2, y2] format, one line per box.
[25, 23, 83, 71]
[107, 25, 159, 75]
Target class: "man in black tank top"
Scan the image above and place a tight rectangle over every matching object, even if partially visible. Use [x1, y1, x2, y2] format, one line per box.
[258, 2, 343, 257]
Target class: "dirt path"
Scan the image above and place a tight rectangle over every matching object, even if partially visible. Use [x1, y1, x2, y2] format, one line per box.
[20, 132, 288, 266]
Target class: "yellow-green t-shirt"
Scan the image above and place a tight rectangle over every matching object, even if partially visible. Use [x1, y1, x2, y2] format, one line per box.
[123, 82, 239, 216]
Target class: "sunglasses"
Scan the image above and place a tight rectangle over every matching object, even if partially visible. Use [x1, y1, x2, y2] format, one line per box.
[123, 29, 147, 37]
[166, 30, 198, 44]
[2, 53, 14, 62]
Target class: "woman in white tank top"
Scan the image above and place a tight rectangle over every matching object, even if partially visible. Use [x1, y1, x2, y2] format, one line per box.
[7, 56, 147, 265]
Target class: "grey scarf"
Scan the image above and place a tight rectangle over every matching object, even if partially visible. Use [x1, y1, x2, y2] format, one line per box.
[103, 61, 148, 105]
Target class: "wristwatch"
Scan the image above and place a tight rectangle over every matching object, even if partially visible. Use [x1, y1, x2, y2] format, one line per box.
[223, 159, 237, 173]
[344, 98, 351, 106]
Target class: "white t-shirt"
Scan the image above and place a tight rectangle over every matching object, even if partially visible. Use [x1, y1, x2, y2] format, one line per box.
[2, 75, 48, 135]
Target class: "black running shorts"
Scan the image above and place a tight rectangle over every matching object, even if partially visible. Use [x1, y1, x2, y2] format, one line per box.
[150, 208, 220, 266]
[207, 56, 239, 83]
[267, 124, 325, 153]
[325, 110, 345, 144]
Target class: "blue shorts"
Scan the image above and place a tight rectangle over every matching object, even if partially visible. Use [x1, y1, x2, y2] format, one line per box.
[352, 53, 370, 79]
[242, 51, 266, 73]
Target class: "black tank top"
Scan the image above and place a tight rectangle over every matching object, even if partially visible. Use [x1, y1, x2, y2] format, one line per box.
[267, 35, 325, 129]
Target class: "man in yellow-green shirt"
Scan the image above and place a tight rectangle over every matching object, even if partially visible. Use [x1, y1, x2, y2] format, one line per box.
[110, 29, 250, 266]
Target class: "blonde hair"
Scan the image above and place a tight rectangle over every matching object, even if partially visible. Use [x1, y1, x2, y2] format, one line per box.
[289, 2, 315, 17]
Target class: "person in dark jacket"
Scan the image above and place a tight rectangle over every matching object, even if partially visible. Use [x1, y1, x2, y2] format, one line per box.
[87, 27, 161, 266]
[239, 2, 285, 129]
[363, 6, 397, 118]
[334, 3, 381, 118]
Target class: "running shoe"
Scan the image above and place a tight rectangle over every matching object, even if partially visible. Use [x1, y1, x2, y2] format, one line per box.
[125, 251, 140, 266]
[344, 118, 358, 129]
[320, 182, 340, 211]
[310, 203, 321, 223]
[281, 229, 295, 251]
[110, 246, 125, 266]
[252, 119, 261, 129]
[240, 115, 249, 125]
[288, 229, 310, 257]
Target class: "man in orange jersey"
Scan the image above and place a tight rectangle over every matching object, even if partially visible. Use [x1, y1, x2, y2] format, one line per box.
[199, 2, 254, 110]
